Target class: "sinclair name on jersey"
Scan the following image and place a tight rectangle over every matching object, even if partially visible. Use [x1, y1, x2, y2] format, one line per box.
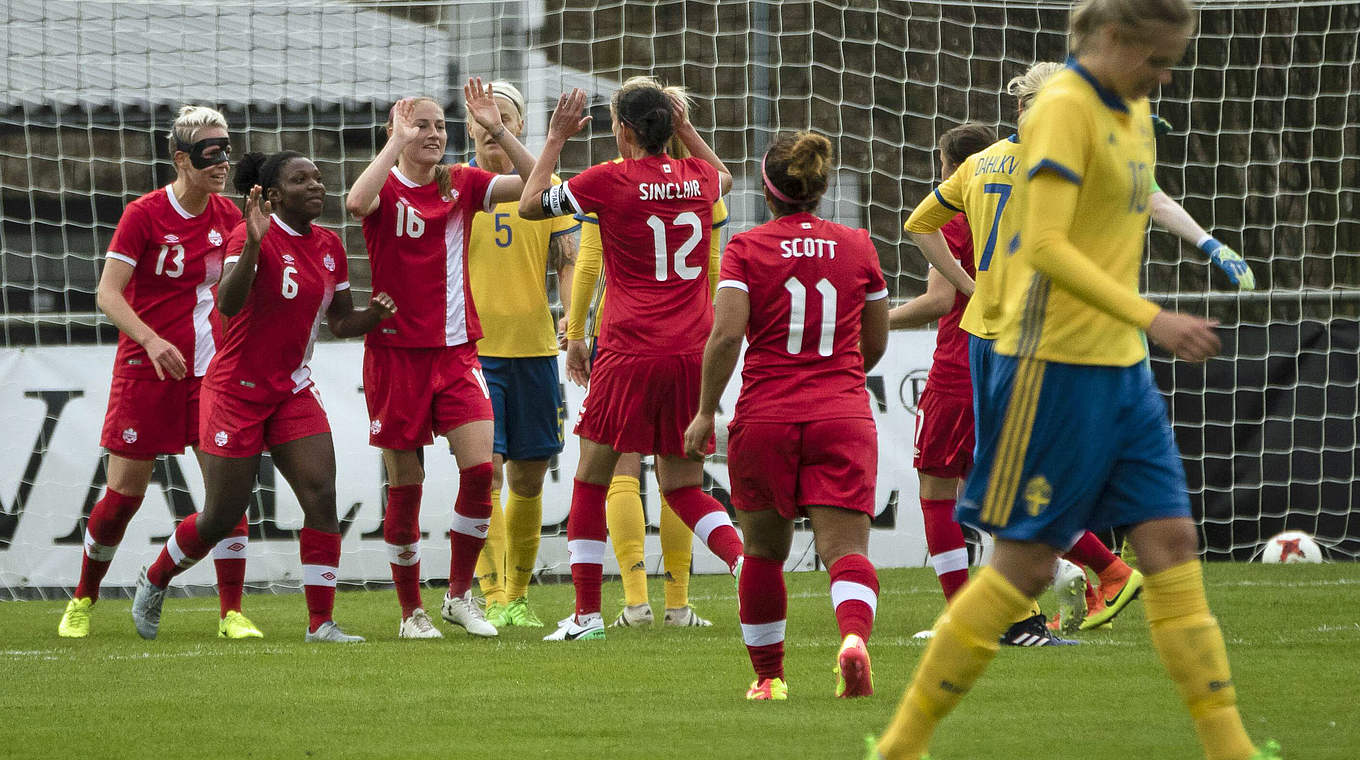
[638, 179, 702, 201]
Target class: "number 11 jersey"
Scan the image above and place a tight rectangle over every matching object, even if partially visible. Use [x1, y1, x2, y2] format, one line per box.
[718, 212, 887, 423]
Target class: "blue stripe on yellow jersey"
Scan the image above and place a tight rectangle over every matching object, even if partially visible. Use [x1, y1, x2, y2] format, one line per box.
[468, 172, 580, 357]
[904, 133, 1023, 340]
[994, 61, 1159, 366]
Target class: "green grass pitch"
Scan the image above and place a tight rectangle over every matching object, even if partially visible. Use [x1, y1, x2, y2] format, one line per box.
[1, 563, 1355, 759]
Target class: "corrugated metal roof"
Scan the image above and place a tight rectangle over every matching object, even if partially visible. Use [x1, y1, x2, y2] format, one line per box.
[1, 0, 451, 110]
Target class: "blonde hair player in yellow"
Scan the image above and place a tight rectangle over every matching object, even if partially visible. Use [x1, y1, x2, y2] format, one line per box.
[466, 80, 580, 629]
[901, 61, 1141, 638]
[563, 76, 727, 629]
[872, 1, 1280, 758]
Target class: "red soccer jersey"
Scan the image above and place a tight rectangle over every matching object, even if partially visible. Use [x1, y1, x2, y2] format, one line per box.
[206, 216, 350, 403]
[718, 212, 888, 423]
[362, 165, 499, 348]
[926, 214, 977, 397]
[562, 154, 721, 355]
[105, 186, 241, 378]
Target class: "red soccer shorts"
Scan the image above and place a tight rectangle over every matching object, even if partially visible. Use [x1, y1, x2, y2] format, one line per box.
[100, 375, 202, 459]
[199, 384, 331, 458]
[913, 386, 974, 479]
[727, 417, 878, 519]
[574, 349, 709, 458]
[363, 343, 493, 451]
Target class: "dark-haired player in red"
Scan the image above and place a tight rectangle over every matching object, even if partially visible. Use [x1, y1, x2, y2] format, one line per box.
[888, 124, 993, 614]
[345, 81, 541, 639]
[131, 149, 395, 642]
[59, 105, 260, 641]
[685, 131, 889, 701]
[520, 83, 744, 642]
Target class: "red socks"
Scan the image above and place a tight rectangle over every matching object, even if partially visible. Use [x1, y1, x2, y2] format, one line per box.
[211, 515, 249, 616]
[75, 487, 143, 601]
[383, 484, 424, 617]
[146, 512, 212, 588]
[921, 498, 969, 600]
[663, 486, 742, 571]
[567, 479, 609, 618]
[300, 527, 340, 633]
[448, 463, 493, 597]
[828, 554, 878, 640]
[738, 554, 787, 681]
[1064, 531, 1117, 574]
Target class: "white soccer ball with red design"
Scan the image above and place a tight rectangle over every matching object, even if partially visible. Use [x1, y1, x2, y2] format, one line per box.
[1259, 531, 1323, 564]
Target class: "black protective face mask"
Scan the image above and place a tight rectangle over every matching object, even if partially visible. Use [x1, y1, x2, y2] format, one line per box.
[176, 137, 232, 169]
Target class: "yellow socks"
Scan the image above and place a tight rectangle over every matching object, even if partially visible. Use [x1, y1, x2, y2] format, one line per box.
[878, 566, 1031, 759]
[503, 489, 543, 600]
[605, 475, 648, 607]
[659, 495, 693, 609]
[475, 489, 506, 606]
[1144, 560, 1255, 760]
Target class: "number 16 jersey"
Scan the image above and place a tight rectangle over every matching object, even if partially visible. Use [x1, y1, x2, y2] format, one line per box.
[718, 212, 887, 424]
[561, 154, 720, 355]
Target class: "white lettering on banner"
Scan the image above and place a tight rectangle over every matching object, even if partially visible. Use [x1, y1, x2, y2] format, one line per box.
[0, 333, 938, 591]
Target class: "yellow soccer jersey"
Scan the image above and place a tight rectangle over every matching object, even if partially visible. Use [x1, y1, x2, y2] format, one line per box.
[567, 184, 728, 340]
[468, 172, 580, 357]
[995, 64, 1159, 366]
[904, 134, 1023, 340]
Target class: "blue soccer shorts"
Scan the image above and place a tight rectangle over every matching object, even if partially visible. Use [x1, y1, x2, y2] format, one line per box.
[957, 352, 1191, 550]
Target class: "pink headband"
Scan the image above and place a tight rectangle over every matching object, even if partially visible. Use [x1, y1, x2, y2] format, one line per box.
[760, 154, 799, 204]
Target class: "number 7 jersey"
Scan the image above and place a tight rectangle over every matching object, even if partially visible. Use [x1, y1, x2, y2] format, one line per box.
[718, 212, 887, 423]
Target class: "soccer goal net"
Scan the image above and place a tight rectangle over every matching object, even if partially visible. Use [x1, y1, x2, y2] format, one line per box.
[1, 0, 1356, 598]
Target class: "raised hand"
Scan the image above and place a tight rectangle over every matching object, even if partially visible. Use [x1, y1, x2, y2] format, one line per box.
[370, 292, 397, 320]
[463, 78, 505, 134]
[1147, 310, 1221, 363]
[388, 98, 421, 146]
[546, 88, 591, 143]
[667, 90, 690, 130]
[244, 185, 272, 244]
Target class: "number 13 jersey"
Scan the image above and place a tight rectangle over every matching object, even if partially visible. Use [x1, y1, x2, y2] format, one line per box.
[105, 186, 242, 379]
[718, 212, 887, 423]
[561, 154, 721, 355]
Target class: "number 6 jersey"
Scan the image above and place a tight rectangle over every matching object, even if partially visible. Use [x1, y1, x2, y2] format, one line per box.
[105, 186, 242, 379]
[718, 211, 887, 423]
[561, 154, 721, 356]
[208, 215, 349, 403]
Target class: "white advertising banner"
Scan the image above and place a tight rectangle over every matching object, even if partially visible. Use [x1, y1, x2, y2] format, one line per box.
[0, 331, 941, 592]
